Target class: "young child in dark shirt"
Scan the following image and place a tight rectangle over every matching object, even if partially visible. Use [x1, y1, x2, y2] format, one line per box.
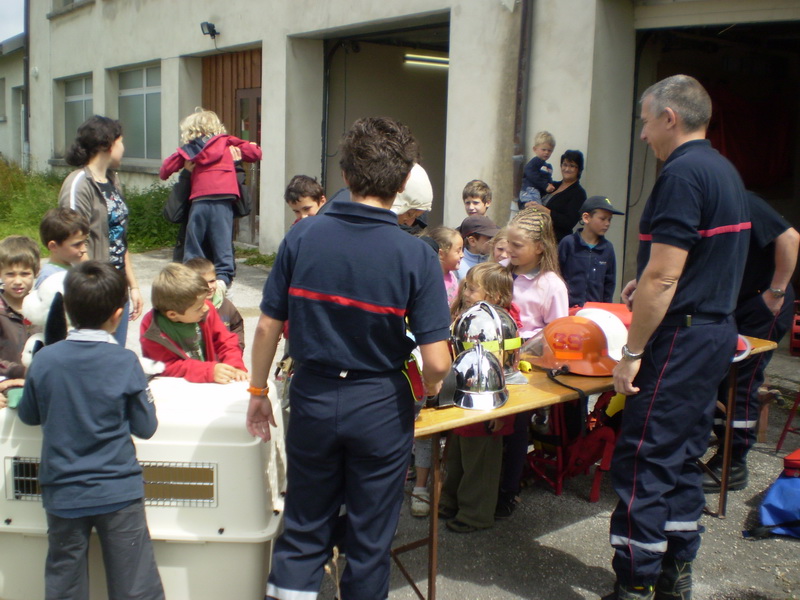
[519, 130, 556, 209]
[558, 195, 624, 307]
[0, 236, 40, 405]
[18, 261, 164, 599]
[284, 174, 328, 224]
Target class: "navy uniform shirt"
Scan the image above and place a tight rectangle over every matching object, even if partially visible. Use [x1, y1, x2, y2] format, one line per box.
[636, 140, 750, 316]
[739, 192, 792, 303]
[261, 200, 451, 373]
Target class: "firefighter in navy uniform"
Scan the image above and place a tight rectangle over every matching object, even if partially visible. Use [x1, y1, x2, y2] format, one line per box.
[246, 117, 451, 600]
[703, 192, 799, 491]
[606, 75, 750, 600]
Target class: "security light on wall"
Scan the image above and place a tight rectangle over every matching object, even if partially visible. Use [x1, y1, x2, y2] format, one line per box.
[403, 53, 449, 69]
[201, 22, 220, 39]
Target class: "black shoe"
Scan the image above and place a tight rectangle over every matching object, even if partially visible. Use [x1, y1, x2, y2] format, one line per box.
[655, 556, 692, 599]
[601, 583, 655, 600]
[494, 497, 518, 520]
[702, 454, 748, 492]
[438, 504, 457, 520]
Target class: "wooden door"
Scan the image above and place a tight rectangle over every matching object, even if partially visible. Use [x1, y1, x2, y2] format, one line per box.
[234, 88, 261, 243]
[202, 49, 262, 244]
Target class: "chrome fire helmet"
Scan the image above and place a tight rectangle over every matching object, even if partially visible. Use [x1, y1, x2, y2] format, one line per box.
[452, 301, 521, 374]
[452, 343, 509, 410]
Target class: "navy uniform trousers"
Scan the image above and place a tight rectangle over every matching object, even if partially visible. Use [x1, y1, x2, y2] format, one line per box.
[713, 290, 795, 459]
[266, 366, 414, 600]
[610, 316, 737, 587]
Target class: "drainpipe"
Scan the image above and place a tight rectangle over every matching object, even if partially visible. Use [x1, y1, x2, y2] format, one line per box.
[22, 0, 30, 171]
[621, 31, 652, 279]
[320, 40, 344, 188]
[512, 0, 533, 199]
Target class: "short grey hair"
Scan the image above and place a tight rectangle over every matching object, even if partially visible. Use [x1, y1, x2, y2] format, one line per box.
[641, 74, 712, 133]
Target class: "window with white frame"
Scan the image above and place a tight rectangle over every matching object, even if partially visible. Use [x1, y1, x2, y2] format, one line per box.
[118, 66, 161, 160]
[64, 76, 92, 143]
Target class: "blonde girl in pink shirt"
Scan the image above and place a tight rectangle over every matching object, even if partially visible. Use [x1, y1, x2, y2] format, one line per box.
[505, 208, 568, 338]
[496, 207, 568, 518]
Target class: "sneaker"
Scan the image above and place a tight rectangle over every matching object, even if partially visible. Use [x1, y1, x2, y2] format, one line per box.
[410, 489, 430, 517]
[702, 453, 748, 492]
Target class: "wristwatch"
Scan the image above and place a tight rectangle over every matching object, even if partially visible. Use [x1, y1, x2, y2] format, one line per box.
[621, 344, 644, 360]
[769, 288, 786, 298]
[247, 385, 270, 396]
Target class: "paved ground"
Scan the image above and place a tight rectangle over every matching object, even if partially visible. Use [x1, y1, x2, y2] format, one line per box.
[130, 250, 800, 600]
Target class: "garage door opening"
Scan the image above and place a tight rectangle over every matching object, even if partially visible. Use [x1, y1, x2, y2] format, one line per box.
[322, 20, 450, 226]
[624, 21, 800, 284]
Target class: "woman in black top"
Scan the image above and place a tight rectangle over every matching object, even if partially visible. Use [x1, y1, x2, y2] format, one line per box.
[540, 149, 587, 242]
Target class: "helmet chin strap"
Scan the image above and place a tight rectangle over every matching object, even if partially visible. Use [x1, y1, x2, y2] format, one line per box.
[546, 366, 588, 438]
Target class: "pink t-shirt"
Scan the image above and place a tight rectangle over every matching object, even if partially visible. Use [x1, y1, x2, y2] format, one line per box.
[444, 271, 459, 305]
[510, 269, 568, 338]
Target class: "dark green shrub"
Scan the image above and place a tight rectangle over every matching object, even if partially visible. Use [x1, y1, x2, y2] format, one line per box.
[124, 183, 179, 252]
[0, 161, 61, 245]
[0, 161, 177, 253]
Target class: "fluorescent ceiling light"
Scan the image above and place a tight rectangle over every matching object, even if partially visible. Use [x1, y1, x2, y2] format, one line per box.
[404, 53, 449, 68]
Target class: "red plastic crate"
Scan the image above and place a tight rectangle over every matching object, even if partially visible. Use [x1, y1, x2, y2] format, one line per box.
[791, 301, 800, 357]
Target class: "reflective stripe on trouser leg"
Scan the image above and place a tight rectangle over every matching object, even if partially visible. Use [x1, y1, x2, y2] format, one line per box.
[267, 368, 412, 600]
[338, 372, 414, 600]
[610, 317, 737, 587]
[713, 292, 793, 459]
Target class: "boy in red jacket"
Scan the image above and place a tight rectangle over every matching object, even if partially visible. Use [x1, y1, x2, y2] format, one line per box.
[140, 263, 247, 383]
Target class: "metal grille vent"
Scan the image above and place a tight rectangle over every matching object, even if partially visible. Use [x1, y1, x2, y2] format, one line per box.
[142, 461, 217, 507]
[8, 458, 217, 508]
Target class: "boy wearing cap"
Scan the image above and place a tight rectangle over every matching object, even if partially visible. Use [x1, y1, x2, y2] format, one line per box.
[558, 195, 624, 307]
[456, 215, 500, 280]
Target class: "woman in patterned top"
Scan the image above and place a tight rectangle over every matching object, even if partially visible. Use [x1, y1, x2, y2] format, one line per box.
[58, 116, 142, 346]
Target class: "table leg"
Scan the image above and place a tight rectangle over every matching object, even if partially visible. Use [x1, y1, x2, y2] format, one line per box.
[391, 432, 445, 600]
[718, 366, 736, 517]
[427, 432, 441, 600]
[703, 366, 736, 518]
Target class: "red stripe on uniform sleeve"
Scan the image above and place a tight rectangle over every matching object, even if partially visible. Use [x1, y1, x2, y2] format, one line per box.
[289, 287, 407, 317]
[697, 221, 751, 237]
[639, 221, 751, 242]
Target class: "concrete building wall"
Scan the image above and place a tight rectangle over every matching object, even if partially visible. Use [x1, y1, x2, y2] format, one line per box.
[20, 0, 800, 256]
[0, 47, 24, 165]
[525, 0, 635, 299]
[443, 1, 520, 229]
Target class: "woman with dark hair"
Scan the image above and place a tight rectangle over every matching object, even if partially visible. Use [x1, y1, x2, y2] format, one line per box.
[539, 149, 587, 242]
[58, 116, 142, 346]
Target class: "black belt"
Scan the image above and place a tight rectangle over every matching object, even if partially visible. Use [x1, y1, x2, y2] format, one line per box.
[297, 362, 397, 380]
[660, 313, 726, 327]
